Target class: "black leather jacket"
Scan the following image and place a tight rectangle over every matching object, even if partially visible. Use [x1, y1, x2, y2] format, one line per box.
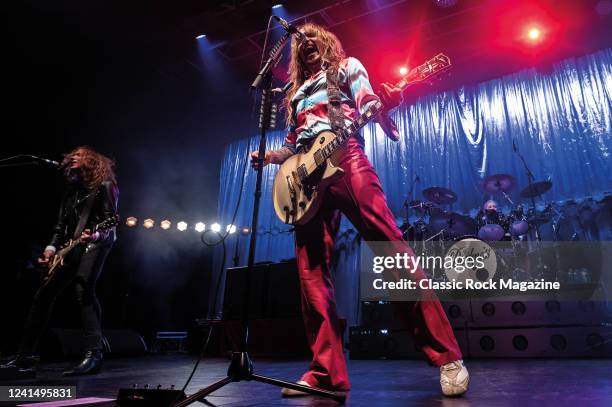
[48, 180, 119, 249]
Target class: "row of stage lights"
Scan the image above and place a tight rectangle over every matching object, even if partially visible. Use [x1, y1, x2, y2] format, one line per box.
[124, 217, 251, 235]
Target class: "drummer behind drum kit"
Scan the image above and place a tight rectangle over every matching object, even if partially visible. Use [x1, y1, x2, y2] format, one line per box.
[398, 174, 600, 283]
[400, 174, 553, 245]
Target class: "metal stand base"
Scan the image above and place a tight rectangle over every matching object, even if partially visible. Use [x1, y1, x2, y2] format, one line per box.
[173, 352, 346, 406]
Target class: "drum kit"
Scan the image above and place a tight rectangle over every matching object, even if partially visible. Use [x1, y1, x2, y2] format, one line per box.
[399, 174, 562, 282]
[400, 174, 554, 244]
[398, 171, 612, 284]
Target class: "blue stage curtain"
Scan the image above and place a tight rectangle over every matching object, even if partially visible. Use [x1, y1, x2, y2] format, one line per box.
[209, 48, 612, 319]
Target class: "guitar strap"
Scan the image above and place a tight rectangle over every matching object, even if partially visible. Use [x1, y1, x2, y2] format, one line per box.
[325, 65, 346, 135]
[72, 189, 97, 240]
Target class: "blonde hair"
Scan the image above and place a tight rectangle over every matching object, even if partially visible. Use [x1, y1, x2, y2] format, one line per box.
[285, 23, 345, 126]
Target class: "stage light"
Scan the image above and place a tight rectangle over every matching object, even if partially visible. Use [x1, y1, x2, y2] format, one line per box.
[160, 220, 172, 230]
[240, 226, 251, 235]
[196, 34, 206, 40]
[226, 224, 237, 234]
[272, 3, 283, 9]
[143, 218, 155, 229]
[399, 66, 408, 76]
[195, 222, 206, 233]
[177, 221, 188, 231]
[126, 217, 138, 227]
[527, 27, 541, 40]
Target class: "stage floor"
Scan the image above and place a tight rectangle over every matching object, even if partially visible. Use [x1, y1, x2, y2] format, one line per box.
[3, 354, 611, 406]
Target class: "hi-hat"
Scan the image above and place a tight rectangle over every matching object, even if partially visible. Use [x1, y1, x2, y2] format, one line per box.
[482, 174, 516, 193]
[520, 181, 552, 198]
[423, 187, 457, 205]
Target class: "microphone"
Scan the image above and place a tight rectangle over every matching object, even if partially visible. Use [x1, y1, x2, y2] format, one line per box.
[27, 155, 60, 167]
[272, 15, 307, 43]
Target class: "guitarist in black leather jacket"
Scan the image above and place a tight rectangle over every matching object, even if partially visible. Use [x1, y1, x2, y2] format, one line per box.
[3, 146, 119, 377]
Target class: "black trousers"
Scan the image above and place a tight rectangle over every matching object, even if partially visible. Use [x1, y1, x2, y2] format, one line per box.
[19, 240, 113, 354]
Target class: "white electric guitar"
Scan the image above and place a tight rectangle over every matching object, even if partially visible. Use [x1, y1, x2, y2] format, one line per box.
[272, 53, 451, 225]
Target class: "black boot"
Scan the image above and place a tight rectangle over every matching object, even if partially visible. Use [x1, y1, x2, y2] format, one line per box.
[0, 355, 37, 380]
[62, 349, 103, 377]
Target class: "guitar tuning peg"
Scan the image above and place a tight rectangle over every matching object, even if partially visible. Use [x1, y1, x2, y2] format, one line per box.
[157, 384, 162, 390]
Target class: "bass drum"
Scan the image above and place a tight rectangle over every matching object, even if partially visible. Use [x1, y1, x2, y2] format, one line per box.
[444, 236, 498, 283]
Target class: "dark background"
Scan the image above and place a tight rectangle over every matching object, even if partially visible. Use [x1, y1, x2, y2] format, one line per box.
[2, 0, 610, 353]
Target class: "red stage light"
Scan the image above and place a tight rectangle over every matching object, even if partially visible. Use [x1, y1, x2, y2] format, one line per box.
[399, 66, 408, 76]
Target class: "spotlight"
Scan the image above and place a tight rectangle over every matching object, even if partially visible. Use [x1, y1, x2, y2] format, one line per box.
[272, 3, 283, 9]
[226, 224, 237, 234]
[211, 223, 221, 233]
[240, 226, 251, 235]
[527, 27, 540, 40]
[126, 217, 138, 227]
[195, 222, 206, 233]
[399, 66, 408, 76]
[160, 220, 172, 230]
[196, 34, 206, 39]
[177, 221, 188, 231]
[143, 218, 155, 229]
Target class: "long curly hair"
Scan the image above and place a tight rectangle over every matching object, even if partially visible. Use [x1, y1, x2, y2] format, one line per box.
[61, 146, 116, 190]
[285, 23, 345, 126]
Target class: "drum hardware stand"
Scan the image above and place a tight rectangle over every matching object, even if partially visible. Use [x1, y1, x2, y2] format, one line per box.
[501, 191, 514, 206]
[512, 140, 542, 243]
[173, 31, 345, 407]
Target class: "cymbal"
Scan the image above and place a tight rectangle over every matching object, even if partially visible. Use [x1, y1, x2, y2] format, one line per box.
[482, 174, 516, 193]
[423, 187, 457, 205]
[520, 181, 552, 198]
[429, 212, 475, 236]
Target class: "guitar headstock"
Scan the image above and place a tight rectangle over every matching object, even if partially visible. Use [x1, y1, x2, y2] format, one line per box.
[94, 215, 119, 232]
[396, 53, 451, 89]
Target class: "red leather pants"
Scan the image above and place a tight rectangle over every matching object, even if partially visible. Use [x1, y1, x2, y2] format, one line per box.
[294, 137, 462, 391]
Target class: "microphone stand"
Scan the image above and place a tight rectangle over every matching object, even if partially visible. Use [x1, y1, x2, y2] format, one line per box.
[0, 155, 58, 169]
[513, 140, 542, 242]
[174, 31, 345, 407]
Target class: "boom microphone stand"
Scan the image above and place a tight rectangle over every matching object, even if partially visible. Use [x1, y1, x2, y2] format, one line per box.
[173, 30, 345, 407]
[513, 140, 542, 242]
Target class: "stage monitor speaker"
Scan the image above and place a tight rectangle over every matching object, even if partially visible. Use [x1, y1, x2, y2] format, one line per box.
[360, 300, 471, 330]
[40, 328, 147, 359]
[102, 329, 148, 356]
[468, 325, 612, 358]
[349, 326, 469, 360]
[222, 260, 300, 320]
[470, 299, 610, 327]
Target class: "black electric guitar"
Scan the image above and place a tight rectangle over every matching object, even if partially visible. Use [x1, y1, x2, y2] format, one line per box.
[41, 215, 119, 283]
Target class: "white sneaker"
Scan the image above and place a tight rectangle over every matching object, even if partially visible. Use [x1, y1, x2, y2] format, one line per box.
[281, 380, 311, 397]
[440, 359, 469, 396]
